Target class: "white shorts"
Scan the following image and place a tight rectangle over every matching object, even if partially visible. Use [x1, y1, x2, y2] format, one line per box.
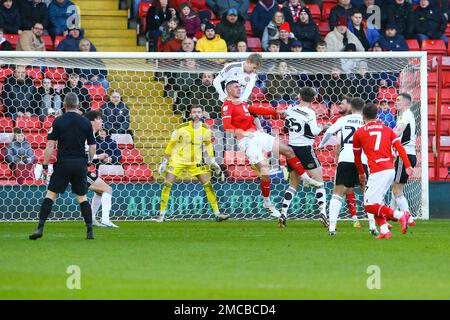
[238, 131, 275, 165]
[364, 169, 395, 205]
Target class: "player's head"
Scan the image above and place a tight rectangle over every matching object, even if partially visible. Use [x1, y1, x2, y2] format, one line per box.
[190, 105, 203, 122]
[225, 80, 241, 99]
[63, 92, 80, 111]
[85, 110, 103, 132]
[299, 86, 316, 104]
[350, 97, 365, 114]
[362, 103, 378, 123]
[339, 95, 352, 114]
[244, 53, 262, 73]
[395, 92, 412, 111]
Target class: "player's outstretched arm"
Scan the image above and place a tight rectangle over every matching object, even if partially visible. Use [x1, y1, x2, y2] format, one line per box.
[319, 119, 342, 148]
[213, 71, 227, 101]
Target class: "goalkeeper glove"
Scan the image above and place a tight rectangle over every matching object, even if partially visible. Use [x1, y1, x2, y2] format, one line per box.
[158, 158, 168, 176]
[209, 159, 221, 175]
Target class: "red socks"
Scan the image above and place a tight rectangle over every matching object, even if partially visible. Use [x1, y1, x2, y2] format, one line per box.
[260, 179, 270, 197]
[374, 215, 387, 227]
[287, 157, 305, 176]
[364, 204, 395, 220]
[346, 192, 357, 217]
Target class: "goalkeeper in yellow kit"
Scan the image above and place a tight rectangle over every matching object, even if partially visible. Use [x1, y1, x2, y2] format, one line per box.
[153, 105, 229, 222]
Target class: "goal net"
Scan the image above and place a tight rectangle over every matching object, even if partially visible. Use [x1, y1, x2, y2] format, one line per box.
[0, 51, 428, 221]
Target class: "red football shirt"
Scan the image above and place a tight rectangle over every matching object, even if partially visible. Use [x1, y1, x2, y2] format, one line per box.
[221, 99, 256, 132]
[353, 121, 400, 174]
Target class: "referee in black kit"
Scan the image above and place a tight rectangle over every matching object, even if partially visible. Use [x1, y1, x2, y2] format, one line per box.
[29, 92, 96, 240]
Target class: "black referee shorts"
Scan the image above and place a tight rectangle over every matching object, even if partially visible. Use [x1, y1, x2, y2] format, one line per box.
[48, 159, 88, 196]
[287, 145, 321, 171]
[335, 162, 369, 188]
[394, 154, 417, 184]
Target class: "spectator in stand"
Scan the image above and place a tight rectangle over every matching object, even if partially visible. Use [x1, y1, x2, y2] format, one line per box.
[377, 99, 397, 128]
[171, 0, 211, 20]
[281, 0, 304, 30]
[94, 129, 122, 165]
[384, 0, 414, 39]
[48, 0, 78, 37]
[0, 28, 13, 50]
[329, 0, 357, 30]
[157, 17, 179, 51]
[2, 65, 38, 118]
[196, 22, 227, 52]
[278, 22, 296, 52]
[180, 37, 196, 52]
[371, 41, 382, 51]
[267, 39, 280, 52]
[61, 73, 91, 114]
[377, 23, 408, 51]
[321, 67, 351, 108]
[101, 91, 130, 135]
[16, 22, 45, 51]
[19, 0, 49, 32]
[325, 16, 365, 52]
[266, 60, 300, 105]
[237, 40, 248, 52]
[290, 39, 303, 52]
[178, 2, 201, 38]
[0, 0, 22, 34]
[215, 8, 247, 48]
[315, 40, 327, 52]
[5, 128, 34, 165]
[56, 26, 97, 51]
[250, 0, 279, 39]
[293, 7, 320, 52]
[206, 0, 250, 20]
[350, 61, 378, 103]
[414, 0, 448, 45]
[347, 10, 379, 51]
[262, 11, 285, 51]
[161, 25, 186, 51]
[35, 77, 62, 118]
[146, 0, 177, 51]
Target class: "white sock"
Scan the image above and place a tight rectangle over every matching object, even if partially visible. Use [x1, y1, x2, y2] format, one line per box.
[393, 210, 404, 220]
[91, 193, 102, 220]
[101, 192, 112, 223]
[315, 187, 327, 215]
[264, 197, 271, 205]
[160, 210, 166, 218]
[213, 211, 220, 217]
[380, 223, 390, 234]
[281, 186, 296, 217]
[328, 195, 343, 232]
[352, 215, 358, 222]
[395, 194, 410, 212]
[367, 213, 376, 230]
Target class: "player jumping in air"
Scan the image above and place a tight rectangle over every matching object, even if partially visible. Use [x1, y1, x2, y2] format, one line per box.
[353, 103, 414, 239]
[222, 81, 323, 218]
[391, 93, 416, 227]
[320, 97, 376, 236]
[279, 87, 328, 228]
[84, 111, 118, 228]
[154, 105, 228, 222]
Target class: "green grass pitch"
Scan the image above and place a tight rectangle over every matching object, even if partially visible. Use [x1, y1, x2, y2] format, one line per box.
[1, 220, 449, 299]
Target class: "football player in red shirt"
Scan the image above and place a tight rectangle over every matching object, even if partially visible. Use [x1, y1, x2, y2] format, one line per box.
[353, 103, 414, 239]
[221, 81, 323, 218]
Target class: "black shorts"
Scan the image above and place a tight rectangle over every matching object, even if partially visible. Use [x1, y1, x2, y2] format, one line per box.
[335, 162, 369, 188]
[48, 159, 88, 196]
[394, 154, 417, 184]
[87, 171, 99, 187]
[287, 145, 320, 171]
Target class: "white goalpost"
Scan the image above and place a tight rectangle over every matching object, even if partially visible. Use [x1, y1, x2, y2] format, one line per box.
[0, 51, 428, 221]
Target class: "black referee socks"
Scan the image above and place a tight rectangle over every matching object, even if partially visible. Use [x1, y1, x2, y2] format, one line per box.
[80, 201, 93, 229]
[38, 197, 54, 229]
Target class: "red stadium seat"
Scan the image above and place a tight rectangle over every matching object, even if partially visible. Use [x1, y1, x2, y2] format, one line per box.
[250, 86, 266, 102]
[124, 164, 153, 182]
[428, 72, 437, 87]
[25, 132, 47, 148]
[0, 178, 18, 185]
[42, 115, 55, 129]
[321, 165, 336, 181]
[53, 36, 65, 50]
[120, 148, 143, 164]
[247, 37, 262, 52]
[245, 20, 253, 36]
[227, 165, 257, 180]
[406, 39, 420, 51]
[378, 87, 397, 102]
[306, 4, 321, 20]
[91, 100, 104, 111]
[26, 67, 43, 80]
[429, 152, 436, 167]
[442, 104, 450, 119]
[4, 34, 19, 49]
[312, 103, 329, 119]
[15, 116, 41, 132]
[0, 117, 14, 132]
[111, 133, 134, 149]
[317, 21, 330, 37]
[83, 84, 106, 101]
[98, 164, 124, 182]
[0, 162, 12, 178]
[269, 119, 285, 135]
[422, 39, 447, 56]
[41, 35, 53, 51]
[44, 67, 67, 83]
[322, 3, 334, 21]
[443, 72, 450, 88]
[428, 119, 436, 134]
[34, 148, 57, 164]
[428, 104, 436, 119]
[0, 68, 13, 82]
[204, 118, 216, 130]
[138, 1, 152, 17]
[248, 2, 256, 14]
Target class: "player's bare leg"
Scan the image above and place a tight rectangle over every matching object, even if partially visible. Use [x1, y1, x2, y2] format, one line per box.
[197, 173, 229, 222]
[254, 160, 280, 218]
[392, 182, 415, 226]
[275, 141, 323, 188]
[90, 178, 117, 228]
[154, 173, 176, 222]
